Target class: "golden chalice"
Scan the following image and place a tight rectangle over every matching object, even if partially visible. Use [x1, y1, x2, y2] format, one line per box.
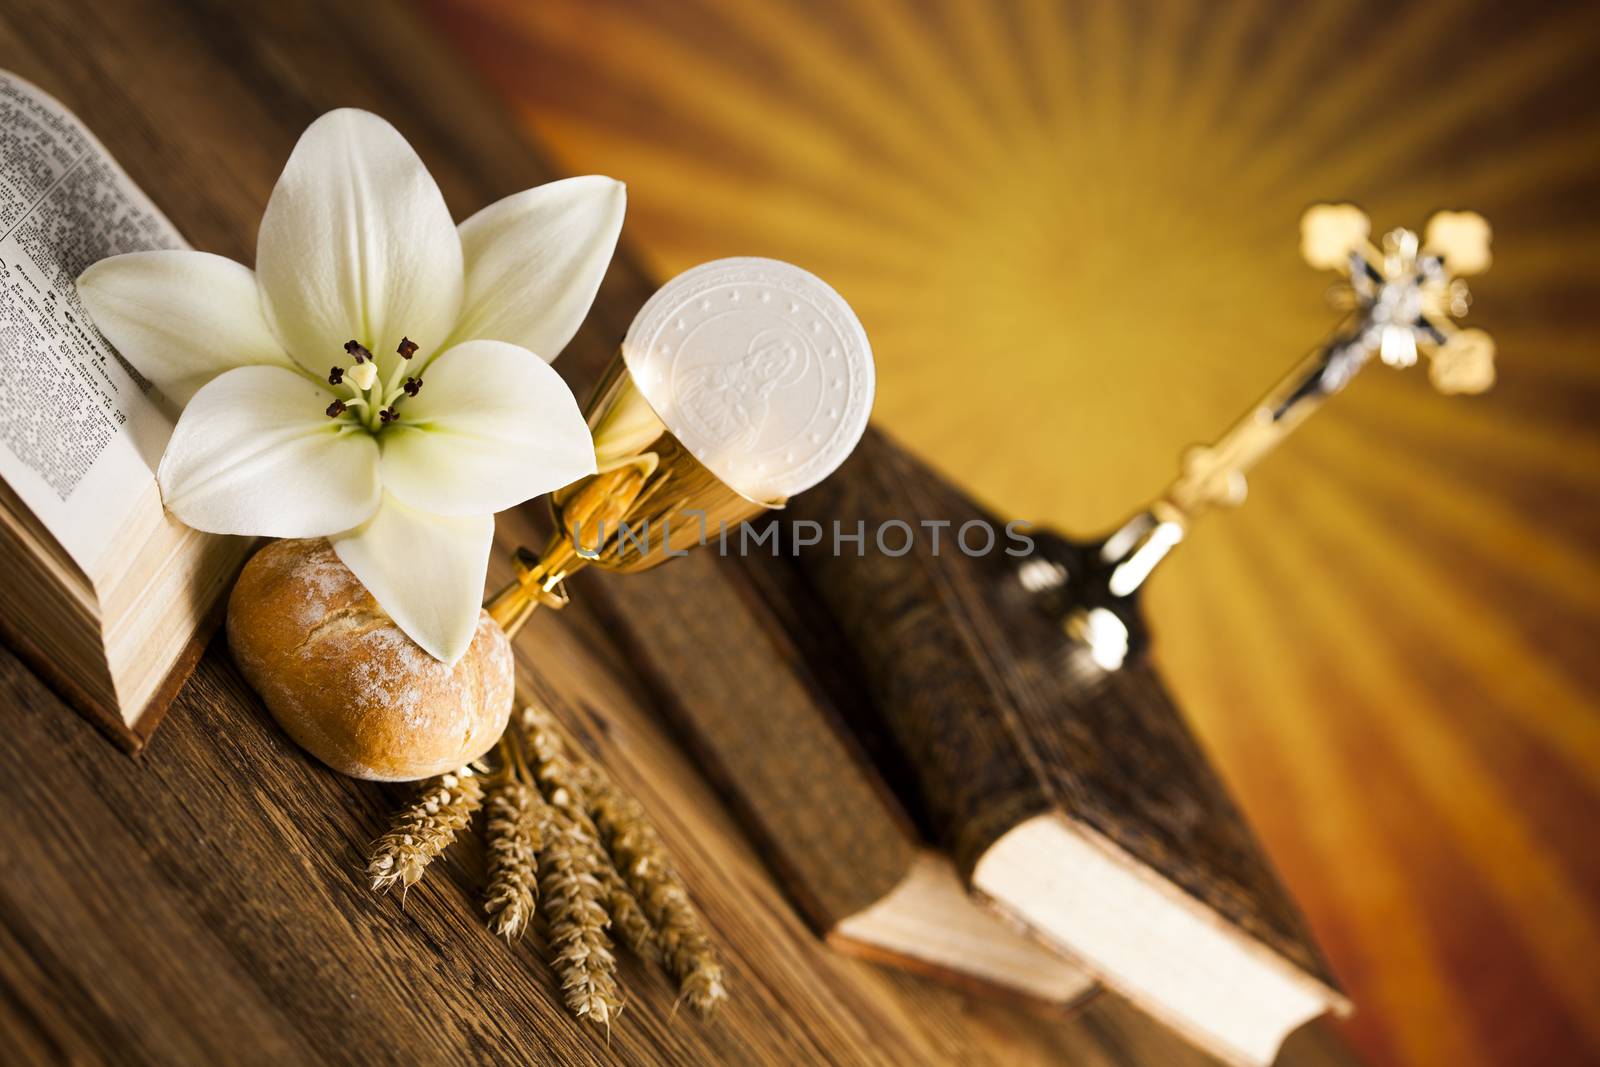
[488, 256, 875, 638]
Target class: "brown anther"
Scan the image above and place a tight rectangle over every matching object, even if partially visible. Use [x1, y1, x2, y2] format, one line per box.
[403, 377, 422, 397]
[379, 406, 398, 423]
[343, 339, 373, 363]
[325, 399, 347, 418]
[397, 337, 418, 359]
[327, 365, 344, 385]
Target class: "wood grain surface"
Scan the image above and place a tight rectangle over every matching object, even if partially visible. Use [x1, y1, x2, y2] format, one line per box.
[0, 2, 1357, 1063]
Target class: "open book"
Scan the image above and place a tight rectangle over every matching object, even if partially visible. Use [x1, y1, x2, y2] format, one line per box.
[0, 71, 247, 747]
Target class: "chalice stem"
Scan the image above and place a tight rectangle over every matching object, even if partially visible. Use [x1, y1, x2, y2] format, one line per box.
[485, 463, 651, 640]
[485, 538, 585, 639]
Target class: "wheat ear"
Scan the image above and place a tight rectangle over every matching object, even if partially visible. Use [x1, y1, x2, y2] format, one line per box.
[538, 804, 624, 1027]
[483, 775, 542, 939]
[518, 706, 662, 963]
[580, 764, 728, 1018]
[367, 769, 483, 893]
[520, 705, 589, 818]
[595, 858, 663, 965]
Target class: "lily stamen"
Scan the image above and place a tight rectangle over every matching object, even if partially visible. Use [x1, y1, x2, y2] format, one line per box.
[325, 399, 347, 418]
[346, 360, 378, 391]
[381, 356, 411, 403]
[330, 338, 425, 429]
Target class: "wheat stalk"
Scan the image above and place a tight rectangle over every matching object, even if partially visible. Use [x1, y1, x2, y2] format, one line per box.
[367, 769, 483, 893]
[520, 704, 589, 818]
[538, 804, 624, 1027]
[517, 706, 661, 963]
[579, 764, 728, 1018]
[483, 776, 542, 939]
[364, 709, 724, 1026]
[595, 854, 662, 965]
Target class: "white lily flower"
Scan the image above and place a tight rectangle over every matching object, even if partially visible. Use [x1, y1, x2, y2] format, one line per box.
[77, 110, 622, 664]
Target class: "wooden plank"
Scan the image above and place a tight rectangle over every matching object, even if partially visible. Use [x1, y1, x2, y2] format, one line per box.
[0, 1, 1358, 1063]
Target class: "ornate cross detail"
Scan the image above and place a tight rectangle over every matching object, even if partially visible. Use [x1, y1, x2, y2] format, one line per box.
[1164, 205, 1496, 518]
[1304, 204, 1496, 393]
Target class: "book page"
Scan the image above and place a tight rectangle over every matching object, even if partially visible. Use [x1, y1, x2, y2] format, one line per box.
[0, 69, 185, 576]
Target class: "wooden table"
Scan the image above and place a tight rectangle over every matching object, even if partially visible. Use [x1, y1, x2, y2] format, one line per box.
[0, 3, 1358, 1063]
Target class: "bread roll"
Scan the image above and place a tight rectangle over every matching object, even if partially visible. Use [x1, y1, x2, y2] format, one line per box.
[227, 538, 514, 781]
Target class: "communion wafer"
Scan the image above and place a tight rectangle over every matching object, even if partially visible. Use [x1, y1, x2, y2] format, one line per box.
[622, 257, 874, 502]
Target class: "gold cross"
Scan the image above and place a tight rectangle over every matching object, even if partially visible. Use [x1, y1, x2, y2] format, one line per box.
[1163, 205, 1496, 519]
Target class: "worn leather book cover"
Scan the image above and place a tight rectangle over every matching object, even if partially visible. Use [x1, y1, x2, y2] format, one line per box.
[582, 423, 1346, 1039]
[581, 501, 1095, 1004]
[779, 429, 1348, 1063]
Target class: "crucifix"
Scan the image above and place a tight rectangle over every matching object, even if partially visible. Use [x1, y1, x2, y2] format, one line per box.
[1020, 206, 1497, 676]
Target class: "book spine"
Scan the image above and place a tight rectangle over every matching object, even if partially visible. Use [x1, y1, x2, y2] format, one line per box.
[571, 541, 923, 933]
[785, 432, 1054, 879]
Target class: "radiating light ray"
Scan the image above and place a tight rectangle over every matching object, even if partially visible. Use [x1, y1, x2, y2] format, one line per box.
[1121, 0, 1203, 136]
[1250, 4, 1600, 214]
[1241, 2, 1600, 217]
[1076, 0, 1135, 146]
[1015, 0, 1077, 133]
[488, 0, 974, 226]
[1168, 0, 1273, 155]
[1374, 117, 1600, 220]
[1223, 0, 1481, 197]
[526, 115, 955, 281]
[1258, 474, 1600, 1046]
[1172, 527, 1492, 1067]
[1272, 453, 1600, 787]
[945, 0, 1038, 146]
[1336, 387, 1600, 487]
[1205, 0, 1354, 174]
[850, 0, 1012, 163]
[680, 0, 981, 207]
[1489, 235, 1600, 289]
[1301, 421, 1600, 615]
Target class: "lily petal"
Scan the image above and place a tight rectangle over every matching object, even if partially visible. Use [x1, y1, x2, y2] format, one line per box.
[332, 493, 492, 664]
[158, 365, 380, 536]
[77, 250, 305, 408]
[446, 176, 624, 362]
[256, 109, 463, 378]
[380, 339, 596, 516]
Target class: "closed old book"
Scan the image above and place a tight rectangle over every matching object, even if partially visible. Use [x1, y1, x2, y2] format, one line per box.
[775, 429, 1351, 1067]
[587, 419, 1347, 1063]
[585, 528, 1097, 1006]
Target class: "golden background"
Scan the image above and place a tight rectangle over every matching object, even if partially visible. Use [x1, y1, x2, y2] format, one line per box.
[423, 1, 1600, 1063]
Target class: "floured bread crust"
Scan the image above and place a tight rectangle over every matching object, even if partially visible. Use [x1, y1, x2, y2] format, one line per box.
[227, 538, 513, 781]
